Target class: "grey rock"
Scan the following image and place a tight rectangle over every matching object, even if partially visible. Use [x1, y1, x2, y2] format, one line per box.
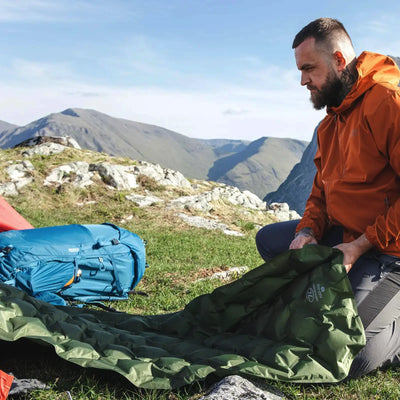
[22, 142, 69, 157]
[199, 375, 285, 400]
[8, 376, 49, 395]
[43, 159, 192, 191]
[134, 160, 191, 188]
[176, 213, 244, 236]
[168, 185, 267, 213]
[44, 162, 94, 188]
[0, 182, 19, 196]
[176, 213, 229, 230]
[223, 229, 245, 237]
[170, 194, 212, 212]
[90, 162, 138, 190]
[1, 160, 35, 194]
[125, 193, 163, 207]
[196, 266, 250, 282]
[267, 202, 301, 222]
[6, 160, 34, 180]
[210, 186, 266, 210]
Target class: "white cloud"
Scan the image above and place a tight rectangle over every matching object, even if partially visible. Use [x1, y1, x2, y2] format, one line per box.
[0, 0, 135, 23]
[108, 35, 172, 78]
[223, 108, 248, 116]
[0, 0, 69, 22]
[10, 59, 74, 83]
[350, 12, 400, 57]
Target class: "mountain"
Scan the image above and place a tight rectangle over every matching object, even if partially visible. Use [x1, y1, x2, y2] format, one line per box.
[0, 108, 306, 198]
[265, 126, 318, 214]
[208, 136, 307, 198]
[390, 56, 400, 66]
[267, 55, 400, 215]
[0, 108, 218, 180]
[0, 120, 18, 132]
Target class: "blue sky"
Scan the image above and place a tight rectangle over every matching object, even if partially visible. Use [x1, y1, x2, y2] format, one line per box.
[0, 0, 399, 141]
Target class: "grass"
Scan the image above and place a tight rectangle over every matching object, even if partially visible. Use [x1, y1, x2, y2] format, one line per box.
[1, 146, 400, 399]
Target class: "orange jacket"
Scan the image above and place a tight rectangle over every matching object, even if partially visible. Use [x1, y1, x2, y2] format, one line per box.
[297, 52, 400, 256]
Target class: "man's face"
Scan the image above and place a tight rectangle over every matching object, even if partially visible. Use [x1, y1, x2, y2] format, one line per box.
[295, 37, 342, 109]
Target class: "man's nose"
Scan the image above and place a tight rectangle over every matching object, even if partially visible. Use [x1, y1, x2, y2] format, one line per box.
[300, 72, 310, 86]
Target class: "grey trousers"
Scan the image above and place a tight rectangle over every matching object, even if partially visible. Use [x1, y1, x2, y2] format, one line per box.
[255, 220, 400, 378]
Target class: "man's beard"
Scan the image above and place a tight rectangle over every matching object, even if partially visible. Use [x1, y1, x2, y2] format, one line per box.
[309, 67, 354, 110]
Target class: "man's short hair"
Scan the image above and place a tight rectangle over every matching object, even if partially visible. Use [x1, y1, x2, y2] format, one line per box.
[292, 18, 353, 50]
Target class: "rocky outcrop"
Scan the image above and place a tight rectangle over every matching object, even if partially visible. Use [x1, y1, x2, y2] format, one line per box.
[44, 162, 94, 188]
[134, 160, 191, 188]
[0, 160, 34, 196]
[90, 163, 138, 190]
[169, 186, 267, 212]
[1, 137, 300, 234]
[267, 202, 301, 221]
[22, 142, 73, 157]
[15, 135, 81, 150]
[125, 193, 163, 207]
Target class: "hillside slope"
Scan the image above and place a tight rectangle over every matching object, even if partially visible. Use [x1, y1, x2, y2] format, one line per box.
[265, 126, 318, 213]
[0, 120, 18, 132]
[208, 137, 307, 198]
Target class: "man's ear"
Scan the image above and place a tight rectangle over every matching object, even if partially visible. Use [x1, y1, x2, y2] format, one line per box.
[333, 51, 347, 72]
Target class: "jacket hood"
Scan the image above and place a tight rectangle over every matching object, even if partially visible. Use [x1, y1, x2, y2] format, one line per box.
[330, 52, 400, 114]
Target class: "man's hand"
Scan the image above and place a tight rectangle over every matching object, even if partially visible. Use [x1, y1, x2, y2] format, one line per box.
[289, 228, 317, 250]
[334, 234, 373, 273]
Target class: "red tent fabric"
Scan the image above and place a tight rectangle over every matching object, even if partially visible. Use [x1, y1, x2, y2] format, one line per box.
[0, 370, 13, 400]
[0, 196, 33, 232]
[0, 198, 29, 399]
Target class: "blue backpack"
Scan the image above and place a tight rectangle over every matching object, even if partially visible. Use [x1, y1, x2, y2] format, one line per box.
[0, 223, 147, 306]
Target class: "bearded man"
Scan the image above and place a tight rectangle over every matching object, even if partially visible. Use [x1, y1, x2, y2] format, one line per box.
[256, 18, 400, 378]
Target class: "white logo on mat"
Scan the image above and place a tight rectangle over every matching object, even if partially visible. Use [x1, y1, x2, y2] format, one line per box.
[306, 283, 325, 303]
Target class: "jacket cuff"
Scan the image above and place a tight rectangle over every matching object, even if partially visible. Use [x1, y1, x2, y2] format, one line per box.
[364, 225, 382, 250]
[296, 220, 322, 241]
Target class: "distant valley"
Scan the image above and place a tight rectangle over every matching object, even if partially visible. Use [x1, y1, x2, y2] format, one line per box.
[0, 108, 308, 199]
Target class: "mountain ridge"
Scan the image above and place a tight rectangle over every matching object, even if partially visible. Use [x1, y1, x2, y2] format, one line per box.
[0, 108, 307, 199]
[0, 120, 18, 132]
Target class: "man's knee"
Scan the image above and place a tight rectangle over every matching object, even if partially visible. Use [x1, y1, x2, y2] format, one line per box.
[255, 220, 299, 261]
[347, 329, 400, 379]
[347, 348, 376, 378]
[255, 225, 275, 261]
